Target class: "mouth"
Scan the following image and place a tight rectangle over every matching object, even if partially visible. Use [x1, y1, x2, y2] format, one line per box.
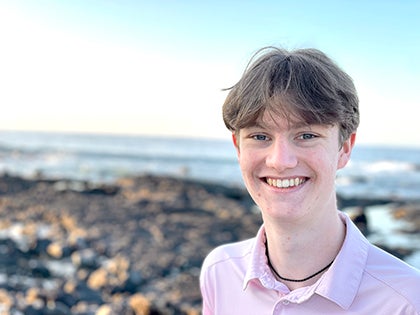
[265, 177, 308, 189]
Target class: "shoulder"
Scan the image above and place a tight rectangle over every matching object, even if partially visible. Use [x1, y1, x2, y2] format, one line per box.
[202, 237, 256, 271]
[365, 243, 420, 309]
[367, 243, 420, 279]
[200, 237, 256, 299]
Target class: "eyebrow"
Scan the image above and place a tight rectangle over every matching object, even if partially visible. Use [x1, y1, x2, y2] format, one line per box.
[249, 120, 312, 130]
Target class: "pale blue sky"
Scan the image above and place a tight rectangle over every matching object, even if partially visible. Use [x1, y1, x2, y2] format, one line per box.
[1, 0, 419, 146]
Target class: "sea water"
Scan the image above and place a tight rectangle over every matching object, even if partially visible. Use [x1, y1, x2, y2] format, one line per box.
[1, 130, 419, 201]
[1, 130, 419, 268]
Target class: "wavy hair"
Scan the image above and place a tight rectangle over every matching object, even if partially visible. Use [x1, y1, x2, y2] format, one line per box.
[222, 47, 359, 144]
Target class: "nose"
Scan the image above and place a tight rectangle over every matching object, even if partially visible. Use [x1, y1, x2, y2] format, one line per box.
[265, 138, 298, 171]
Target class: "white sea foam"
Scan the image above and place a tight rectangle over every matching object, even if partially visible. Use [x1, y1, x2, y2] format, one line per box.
[1, 131, 420, 200]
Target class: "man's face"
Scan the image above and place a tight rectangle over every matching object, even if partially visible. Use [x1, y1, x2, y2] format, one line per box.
[233, 111, 355, 225]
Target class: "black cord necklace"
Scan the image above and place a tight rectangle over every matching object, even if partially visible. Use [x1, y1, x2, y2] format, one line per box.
[266, 244, 334, 283]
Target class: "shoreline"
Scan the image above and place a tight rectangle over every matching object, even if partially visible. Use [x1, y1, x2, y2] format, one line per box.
[0, 174, 418, 313]
[0, 174, 257, 314]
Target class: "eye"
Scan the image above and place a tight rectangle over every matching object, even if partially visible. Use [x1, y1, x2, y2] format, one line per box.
[252, 134, 270, 141]
[298, 133, 317, 140]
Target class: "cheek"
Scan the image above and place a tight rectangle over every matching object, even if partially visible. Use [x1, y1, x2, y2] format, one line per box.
[238, 151, 262, 177]
[311, 149, 339, 176]
[238, 152, 253, 171]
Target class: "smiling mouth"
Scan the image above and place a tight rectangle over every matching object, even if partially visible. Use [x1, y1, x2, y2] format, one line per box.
[265, 177, 308, 188]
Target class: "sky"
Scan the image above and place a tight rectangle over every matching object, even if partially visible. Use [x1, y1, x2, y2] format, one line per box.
[0, 0, 419, 147]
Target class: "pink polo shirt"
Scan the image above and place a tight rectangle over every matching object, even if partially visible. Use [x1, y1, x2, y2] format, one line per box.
[200, 211, 420, 314]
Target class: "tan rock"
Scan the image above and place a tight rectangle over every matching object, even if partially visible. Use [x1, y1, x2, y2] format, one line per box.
[129, 293, 150, 315]
[87, 268, 108, 290]
[95, 304, 112, 315]
[0, 288, 13, 308]
[47, 242, 63, 258]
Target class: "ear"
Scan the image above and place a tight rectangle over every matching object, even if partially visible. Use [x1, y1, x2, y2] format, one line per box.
[232, 133, 240, 157]
[337, 132, 356, 169]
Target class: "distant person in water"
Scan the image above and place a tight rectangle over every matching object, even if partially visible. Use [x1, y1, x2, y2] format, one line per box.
[200, 46, 420, 314]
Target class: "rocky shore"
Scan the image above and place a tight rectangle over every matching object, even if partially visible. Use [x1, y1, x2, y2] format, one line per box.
[0, 174, 418, 314]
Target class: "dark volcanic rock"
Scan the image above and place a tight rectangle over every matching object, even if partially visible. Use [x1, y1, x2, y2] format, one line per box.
[0, 174, 259, 314]
[0, 174, 417, 314]
[337, 195, 396, 209]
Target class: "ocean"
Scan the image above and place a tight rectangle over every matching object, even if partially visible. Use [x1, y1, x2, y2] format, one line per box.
[0, 130, 420, 268]
[1, 130, 419, 201]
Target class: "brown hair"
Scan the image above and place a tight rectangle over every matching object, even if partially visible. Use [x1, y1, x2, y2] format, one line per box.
[222, 47, 359, 144]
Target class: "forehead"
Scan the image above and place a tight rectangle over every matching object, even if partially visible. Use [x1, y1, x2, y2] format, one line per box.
[253, 109, 310, 130]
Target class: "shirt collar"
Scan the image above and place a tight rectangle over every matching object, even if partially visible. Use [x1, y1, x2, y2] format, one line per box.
[242, 225, 271, 290]
[314, 211, 369, 309]
[242, 211, 370, 309]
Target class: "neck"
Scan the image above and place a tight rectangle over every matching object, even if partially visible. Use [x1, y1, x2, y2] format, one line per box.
[263, 210, 345, 289]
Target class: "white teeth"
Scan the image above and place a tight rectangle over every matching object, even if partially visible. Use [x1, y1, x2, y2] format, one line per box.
[267, 177, 305, 188]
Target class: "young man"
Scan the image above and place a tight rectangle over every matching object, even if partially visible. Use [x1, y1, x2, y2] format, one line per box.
[200, 47, 420, 314]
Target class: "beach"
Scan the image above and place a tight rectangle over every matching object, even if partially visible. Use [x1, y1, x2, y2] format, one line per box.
[0, 174, 258, 314]
[0, 173, 419, 314]
[0, 131, 420, 315]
